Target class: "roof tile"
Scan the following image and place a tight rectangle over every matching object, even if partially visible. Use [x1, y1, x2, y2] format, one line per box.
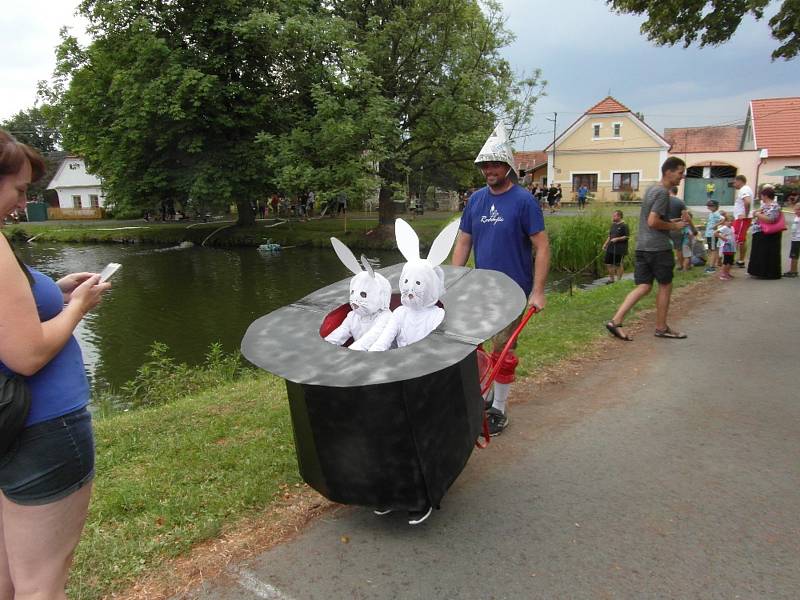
[585, 96, 631, 115]
[664, 126, 744, 153]
[751, 97, 800, 157]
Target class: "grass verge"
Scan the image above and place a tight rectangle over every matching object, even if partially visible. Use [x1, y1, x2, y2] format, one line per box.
[71, 265, 706, 599]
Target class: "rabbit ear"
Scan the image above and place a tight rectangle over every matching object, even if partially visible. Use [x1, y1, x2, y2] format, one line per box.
[426, 219, 461, 267]
[395, 218, 420, 261]
[360, 255, 375, 278]
[330, 237, 362, 275]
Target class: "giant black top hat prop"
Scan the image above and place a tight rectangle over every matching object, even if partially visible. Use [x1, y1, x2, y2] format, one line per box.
[241, 263, 525, 511]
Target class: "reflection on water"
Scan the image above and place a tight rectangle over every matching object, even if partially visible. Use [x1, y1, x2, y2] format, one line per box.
[18, 243, 402, 389]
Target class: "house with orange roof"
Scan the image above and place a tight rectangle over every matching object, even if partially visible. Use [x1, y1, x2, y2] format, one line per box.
[665, 125, 760, 206]
[513, 150, 548, 187]
[544, 96, 670, 202]
[740, 97, 800, 187]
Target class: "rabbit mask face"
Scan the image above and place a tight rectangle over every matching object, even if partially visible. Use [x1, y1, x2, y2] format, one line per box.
[330, 236, 391, 317]
[399, 262, 444, 310]
[349, 271, 390, 317]
[394, 217, 461, 309]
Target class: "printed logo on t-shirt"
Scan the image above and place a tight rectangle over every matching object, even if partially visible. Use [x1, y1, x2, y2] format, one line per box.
[481, 204, 504, 224]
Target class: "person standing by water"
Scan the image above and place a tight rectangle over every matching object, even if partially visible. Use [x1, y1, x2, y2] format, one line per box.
[0, 130, 112, 599]
[747, 186, 783, 279]
[577, 183, 589, 210]
[602, 210, 629, 283]
[452, 122, 550, 436]
[605, 157, 689, 341]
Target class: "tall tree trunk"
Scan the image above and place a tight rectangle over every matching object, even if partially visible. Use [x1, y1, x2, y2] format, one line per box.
[378, 183, 395, 226]
[236, 198, 255, 226]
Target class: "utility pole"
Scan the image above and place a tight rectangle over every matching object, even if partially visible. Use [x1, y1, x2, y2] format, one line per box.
[546, 113, 557, 185]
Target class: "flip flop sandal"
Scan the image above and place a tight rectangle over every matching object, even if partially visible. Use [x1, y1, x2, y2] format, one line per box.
[654, 326, 687, 339]
[605, 321, 632, 341]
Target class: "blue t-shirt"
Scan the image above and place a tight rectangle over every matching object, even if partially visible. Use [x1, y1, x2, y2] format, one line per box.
[458, 185, 545, 297]
[0, 267, 90, 426]
[705, 211, 723, 238]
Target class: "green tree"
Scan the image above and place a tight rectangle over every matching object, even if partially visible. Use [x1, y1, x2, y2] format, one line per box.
[327, 0, 544, 224]
[1, 106, 61, 153]
[607, 0, 799, 60]
[49, 0, 353, 224]
[265, 0, 545, 223]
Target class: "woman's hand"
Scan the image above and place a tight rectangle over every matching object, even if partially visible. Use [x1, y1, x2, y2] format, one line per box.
[57, 272, 96, 302]
[67, 275, 112, 315]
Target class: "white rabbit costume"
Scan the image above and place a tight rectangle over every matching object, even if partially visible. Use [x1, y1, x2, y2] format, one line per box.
[369, 219, 460, 351]
[324, 238, 393, 351]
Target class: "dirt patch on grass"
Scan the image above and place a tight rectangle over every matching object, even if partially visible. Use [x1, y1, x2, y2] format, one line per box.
[110, 485, 335, 599]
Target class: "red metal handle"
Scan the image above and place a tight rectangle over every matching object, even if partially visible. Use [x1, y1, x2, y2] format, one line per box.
[476, 304, 540, 448]
[480, 305, 539, 395]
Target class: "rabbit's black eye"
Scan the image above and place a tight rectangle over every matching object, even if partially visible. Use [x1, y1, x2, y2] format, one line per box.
[360, 291, 367, 298]
[404, 279, 408, 283]
[415, 281, 420, 285]
[350, 290, 354, 295]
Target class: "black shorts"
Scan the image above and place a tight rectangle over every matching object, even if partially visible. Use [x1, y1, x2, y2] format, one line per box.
[706, 236, 719, 251]
[604, 248, 626, 266]
[633, 250, 674, 285]
[0, 407, 95, 505]
[790, 240, 800, 260]
[722, 253, 735, 265]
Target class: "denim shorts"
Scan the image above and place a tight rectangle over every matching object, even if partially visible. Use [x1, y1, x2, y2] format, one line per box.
[0, 407, 95, 506]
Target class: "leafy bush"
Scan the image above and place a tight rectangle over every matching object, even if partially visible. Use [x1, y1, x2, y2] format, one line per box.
[547, 211, 638, 274]
[102, 342, 250, 411]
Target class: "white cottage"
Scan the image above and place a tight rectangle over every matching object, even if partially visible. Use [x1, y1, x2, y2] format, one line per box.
[47, 156, 105, 218]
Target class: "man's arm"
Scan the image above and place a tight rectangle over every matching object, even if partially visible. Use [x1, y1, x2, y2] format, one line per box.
[451, 231, 472, 266]
[529, 231, 550, 310]
[648, 211, 686, 230]
[742, 195, 751, 218]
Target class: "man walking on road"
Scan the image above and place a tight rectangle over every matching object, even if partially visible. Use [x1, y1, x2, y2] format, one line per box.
[606, 157, 689, 341]
[452, 122, 550, 436]
[732, 174, 753, 267]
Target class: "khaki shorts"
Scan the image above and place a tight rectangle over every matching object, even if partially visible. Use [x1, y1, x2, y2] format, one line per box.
[490, 311, 525, 352]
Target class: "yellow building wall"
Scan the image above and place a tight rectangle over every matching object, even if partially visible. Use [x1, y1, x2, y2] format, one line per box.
[558, 115, 664, 152]
[552, 150, 663, 202]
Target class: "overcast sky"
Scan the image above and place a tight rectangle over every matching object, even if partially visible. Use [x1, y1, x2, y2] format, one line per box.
[2, 1, 796, 150]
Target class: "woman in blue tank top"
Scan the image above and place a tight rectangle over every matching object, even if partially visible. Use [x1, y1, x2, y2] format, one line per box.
[0, 130, 112, 598]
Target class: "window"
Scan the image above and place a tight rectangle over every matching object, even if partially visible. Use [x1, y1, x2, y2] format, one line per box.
[613, 123, 621, 137]
[785, 166, 800, 185]
[592, 124, 601, 138]
[572, 174, 598, 192]
[72, 195, 82, 209]
[89, 195, 99, 208]
[612, 172, 639, 191]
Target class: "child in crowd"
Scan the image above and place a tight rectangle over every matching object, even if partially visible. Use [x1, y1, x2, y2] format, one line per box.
[704, 199, 723, 273]
[785, 202, 800, 278]
[714, 212, 736, 280]
[678, 210, 696, 271]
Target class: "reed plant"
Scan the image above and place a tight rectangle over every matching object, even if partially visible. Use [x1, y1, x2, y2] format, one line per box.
[547, 210, 638, 275]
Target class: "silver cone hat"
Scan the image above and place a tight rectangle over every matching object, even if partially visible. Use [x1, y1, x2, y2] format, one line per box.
[474, 121, 515, 172]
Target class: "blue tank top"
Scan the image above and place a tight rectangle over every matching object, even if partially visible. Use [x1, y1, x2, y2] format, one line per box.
[0, 267, 90, 426]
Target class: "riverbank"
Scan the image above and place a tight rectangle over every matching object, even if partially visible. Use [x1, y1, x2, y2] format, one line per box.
[72, 267, 704, 599]
[5, 213, 463, 250]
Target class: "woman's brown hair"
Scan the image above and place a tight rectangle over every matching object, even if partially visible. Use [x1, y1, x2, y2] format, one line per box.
[0, 129, 46, 182]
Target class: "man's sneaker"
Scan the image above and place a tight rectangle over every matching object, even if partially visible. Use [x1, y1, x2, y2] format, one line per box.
[704, 267, 716, 273]
[735, 261, 746, 268]
[373, 508, 393, 516]
[486, 407, 508, 436]
[783, 271, 799, 278]
[407, 506, 432, 526]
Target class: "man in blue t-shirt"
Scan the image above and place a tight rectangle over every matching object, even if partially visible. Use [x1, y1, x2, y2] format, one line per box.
[452, 122, 550, 436]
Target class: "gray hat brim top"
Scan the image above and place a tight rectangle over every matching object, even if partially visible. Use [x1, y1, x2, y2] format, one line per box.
[473, 121, 516, 174]
[241, 264, 525, 387]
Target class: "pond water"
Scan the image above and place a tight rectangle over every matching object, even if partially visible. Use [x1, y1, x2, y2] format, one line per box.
[17, 242, 594, 390]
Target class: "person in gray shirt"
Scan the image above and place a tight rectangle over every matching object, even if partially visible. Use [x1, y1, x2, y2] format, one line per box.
[606, 157, 689, 341]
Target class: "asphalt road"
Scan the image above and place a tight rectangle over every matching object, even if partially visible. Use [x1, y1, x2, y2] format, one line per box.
[182, 271, 799, 599]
